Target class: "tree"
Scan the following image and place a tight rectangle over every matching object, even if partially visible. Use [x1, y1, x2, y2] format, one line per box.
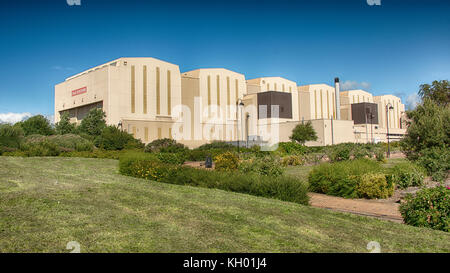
[401, 98, 450, 159]
[77, 108, 106, 137]
[55, 112, 76, 135]
[400, 98, 450, 181]
[289, 121, 318, 145]
[418, 80, 450, 107]
[16, 115, 54, 136]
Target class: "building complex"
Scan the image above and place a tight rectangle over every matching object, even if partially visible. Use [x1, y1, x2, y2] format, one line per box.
[55, 57, 407, 148]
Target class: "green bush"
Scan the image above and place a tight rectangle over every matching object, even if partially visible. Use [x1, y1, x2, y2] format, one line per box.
[308, 159, 384, 198]
[186, 148, 228, 161]
[157, 152, 186, 165]
[400, 186, 449, 232]
[21, 139, 61, 157]
[214, 151, 239, 171]
[416, 147, 450, 182]
[386, 162, 426, 189]
[55, 112, 76, 135]
[94, 126, 143, 150]
[24, 134, 94, 152]
[374, 148, 386, 162]
[118, 151, 160, 176]
[356, 173, 394, 199]
[60, 149, 128, 160]
[15, 115, 55, 136]
[281, 155, 304, 166]
[144, 138, 188, 153]
[77, 108, 106, 137]
[196, 141, 234, 151]
[277, 142, 308, 155]
[327, 144, 351, 162]
[289, 121, 318, 144]
[239, 156, 285, 177]
[0, 124, 24, 153]
[119, 154, 309, 205]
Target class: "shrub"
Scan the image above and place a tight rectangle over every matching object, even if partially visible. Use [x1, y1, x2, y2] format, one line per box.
[416, 147, 450, 182]
[24, 134, 94, 152]
[55, 112, 76, 135]
[281, 155, 304, 166]
[196, 141, 234, 151]
[157, 152, 186, 165]
[0, 124, 24, 153]
[308, 159, 384, 198]
[94, 125, 143, 150]
[386, 162, 425, 189]
[144, 138, 188, 153]
[289, 121, 318, 144]
[239, 156, 285, 177]
[15, 115, 55, 136]
[374, 148, 386, 162]
[77, 108, 106, 137]
[21, 139, 61, 156]
[60, 149, 126, 160]
[401, 99, 450, 158]
[118, 151, 160, 176]
[119, 153, 309, 205]
[400, 186, 449, 232]
[356, 173, 395, 199]
[352, 145, 370, 159]
[277, 142, 308, 155]
[327, 144, 351, 162]
[214, 151, 239, 171]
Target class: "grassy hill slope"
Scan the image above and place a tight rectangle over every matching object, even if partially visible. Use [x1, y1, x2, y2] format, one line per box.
[0, 156, 449, 253]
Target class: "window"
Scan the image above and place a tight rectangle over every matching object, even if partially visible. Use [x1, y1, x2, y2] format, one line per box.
[144, 127, 149, 141]
[167, 70, 171, 115]
[227, 77, 230, 118]
[207, 75, 211, 116]
[267, 83, 269, 90]
[274, 83, 277, 91]
[216, 75, 220, 111]
[282, 84, 285, 92]
[143, 65, 147, 114]
[156, 67, 161, 115]
[169, 128, 172, 139]
[314, 90, 318, 119]
[320, 90, 324, 119]
[158, 128, 162, 139]
[131, 66, 135, 113]
[327, 91, 330, 119]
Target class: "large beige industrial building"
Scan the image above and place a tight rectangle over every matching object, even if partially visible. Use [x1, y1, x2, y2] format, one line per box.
[55, 57, 407, 148]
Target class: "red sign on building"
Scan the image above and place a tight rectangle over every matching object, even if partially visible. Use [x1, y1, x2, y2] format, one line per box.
[72, 87, 87, 96]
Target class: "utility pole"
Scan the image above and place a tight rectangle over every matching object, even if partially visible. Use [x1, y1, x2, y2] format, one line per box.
[386, 103, 394, 158]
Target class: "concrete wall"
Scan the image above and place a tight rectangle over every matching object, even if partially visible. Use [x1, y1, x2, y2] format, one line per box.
[297, 84, 337, 121]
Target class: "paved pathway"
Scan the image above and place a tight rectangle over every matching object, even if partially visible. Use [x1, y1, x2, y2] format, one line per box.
[309, 193, 403, 223]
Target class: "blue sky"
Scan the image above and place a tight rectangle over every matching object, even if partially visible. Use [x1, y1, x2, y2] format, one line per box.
[0, 0, 449, 122]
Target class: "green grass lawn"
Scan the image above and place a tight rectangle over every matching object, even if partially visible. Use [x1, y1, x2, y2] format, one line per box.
[0, 156, 448, 253]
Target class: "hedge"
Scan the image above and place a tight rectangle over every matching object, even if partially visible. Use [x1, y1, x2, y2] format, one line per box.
[119, 153, 309, 205]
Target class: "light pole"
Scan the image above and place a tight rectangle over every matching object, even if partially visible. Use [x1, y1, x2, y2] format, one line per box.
[386, 103, 394, 158]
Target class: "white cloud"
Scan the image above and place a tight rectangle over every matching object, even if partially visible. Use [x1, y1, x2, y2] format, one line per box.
[46, 115, 55, 125]
[406, 93, 420, 110]
[52, 65, 74, 71]
[0, 112, 33, 124]
[340, 80, 371, 91]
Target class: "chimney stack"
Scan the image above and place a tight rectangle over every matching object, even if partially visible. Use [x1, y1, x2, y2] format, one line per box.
[334, 77, 341, 120]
